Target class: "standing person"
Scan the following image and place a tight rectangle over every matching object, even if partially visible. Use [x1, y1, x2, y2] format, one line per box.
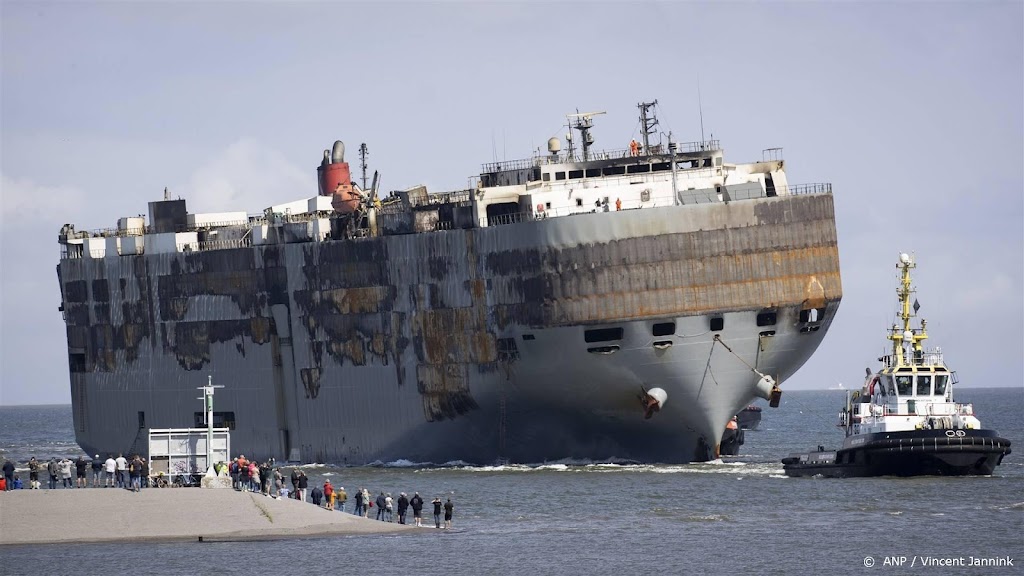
[431, 497, 442, 528]
[290, 468, 300, 495]
[259, 461, 271, 496]
[297, 470, 309, 502]
[361, 488, 371, 518]
[397, 493, 409, 525]
[75, 456, 88, 488]
[59, 457, 73, 488]
[375, 492, 387, 521]
[2, 459, 14, 490]
[28, 457, 40, 489]
[128, 456, 142, 492]
[103, 455, 116, 487]
[354, 487, 365, 516]
[310, 484, 323, 507]
[229, 458, 239, 490]
[410, 492, 424, 527]
[140, 458, 149, 488]
[47, 458, 59, 490]
[337, 486, 347, 513]
[273, 468, 283, 499]
[323, 480, 334, 510]
[115, 453, 128, 488]
[385, 493, 394, 522]
[90, 455, 103, 487]
[443, 497, 454, 529]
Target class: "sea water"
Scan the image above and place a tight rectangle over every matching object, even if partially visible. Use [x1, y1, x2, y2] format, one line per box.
[1, 389, 1021, 575]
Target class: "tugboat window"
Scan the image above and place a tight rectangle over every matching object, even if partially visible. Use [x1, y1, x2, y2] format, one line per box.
[934, 374, 949, 395]
[895, 375, 913, 395]
[882, 375, 895, 396]
[916, 375, 932, 396]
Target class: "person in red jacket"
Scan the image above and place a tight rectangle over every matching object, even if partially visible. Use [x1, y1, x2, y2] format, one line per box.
[323, 480, 334, 510]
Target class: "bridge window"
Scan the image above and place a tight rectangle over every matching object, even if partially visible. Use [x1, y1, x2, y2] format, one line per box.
[584, 327, 623, 343]
[916, 375, 932, 396]
[568, 170, 584, 179]
[542, 173, 551, 182]
[652, 322, 675, 336]
[652, 162, 671, 172]
[603, 166, 625, 176]
[934, 374, 948, 395]
[627, 164, 650, 174]
[895, 375, 912, 395]
[585, 168, 601, 177]
[555, 172, 566, 181]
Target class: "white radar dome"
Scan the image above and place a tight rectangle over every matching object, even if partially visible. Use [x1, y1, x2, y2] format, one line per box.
[899, 253, 911, 264]
[547, 137, 561, 153]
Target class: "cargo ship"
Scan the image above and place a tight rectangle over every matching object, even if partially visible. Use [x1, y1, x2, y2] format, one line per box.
[57, 101, 842, 465]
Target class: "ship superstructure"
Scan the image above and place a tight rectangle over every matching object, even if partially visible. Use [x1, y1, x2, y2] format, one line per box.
[57, 101, 842, 465]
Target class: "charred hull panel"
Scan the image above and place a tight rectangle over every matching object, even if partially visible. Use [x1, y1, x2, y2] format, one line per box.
[59, 194, 841, 464]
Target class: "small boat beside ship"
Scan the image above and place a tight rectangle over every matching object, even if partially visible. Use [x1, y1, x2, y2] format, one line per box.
[783, 253, 1011, 478]
[736, 405, 762, 431]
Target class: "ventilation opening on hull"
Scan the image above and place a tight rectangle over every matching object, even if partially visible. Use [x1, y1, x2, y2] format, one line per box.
[756, 311, 777, 326]
[799, 308, 826, 323]
[759, 330, 776, 337]
[652, 322, 675, 336]
[800, 325, 821, 333]
[522, 334, 536, 341]
[587, 345, 620, 355]
[710, 317, 724, 332]
[584, 327, 624, 343]
[652, 341, 673, 350]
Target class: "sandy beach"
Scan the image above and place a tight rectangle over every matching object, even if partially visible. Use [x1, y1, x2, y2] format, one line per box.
[0, 488, 415, 545]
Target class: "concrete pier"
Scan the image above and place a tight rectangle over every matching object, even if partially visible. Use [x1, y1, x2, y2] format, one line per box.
[0, 488, 414, 545]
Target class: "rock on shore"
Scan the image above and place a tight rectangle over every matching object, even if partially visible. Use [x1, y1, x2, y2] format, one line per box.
[0, 488, 414, 545]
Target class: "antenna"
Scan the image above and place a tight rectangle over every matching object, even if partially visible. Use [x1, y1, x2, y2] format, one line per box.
[697, 76, 706, 146]
[358, 143, 369, 190]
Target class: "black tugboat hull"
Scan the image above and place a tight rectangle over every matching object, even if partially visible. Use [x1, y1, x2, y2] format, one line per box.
[720, 428, 744, 456]
[782, 430, 1012, 478]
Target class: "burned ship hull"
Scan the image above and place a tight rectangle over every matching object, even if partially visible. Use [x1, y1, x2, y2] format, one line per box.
[58, 193, 840, 465]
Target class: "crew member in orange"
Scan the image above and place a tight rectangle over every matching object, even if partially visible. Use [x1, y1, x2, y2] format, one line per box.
[726, 416, 739, 430]
[629, 139, 639, 156]
[615, 198, 622, 211]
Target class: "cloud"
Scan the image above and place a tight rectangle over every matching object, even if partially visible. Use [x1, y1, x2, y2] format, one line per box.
[184, 138, 313, 214]
[0, 173, 86, 222]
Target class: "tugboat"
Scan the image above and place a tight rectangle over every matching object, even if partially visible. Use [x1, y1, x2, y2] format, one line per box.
[720, 416, 744, 456]
[736, 405, 762, 430]
[783, 253, 1011, 478]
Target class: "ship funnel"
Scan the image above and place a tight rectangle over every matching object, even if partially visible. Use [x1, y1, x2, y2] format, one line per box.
[331, 141, 346, 164]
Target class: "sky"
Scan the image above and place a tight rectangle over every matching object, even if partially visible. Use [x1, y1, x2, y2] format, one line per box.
[1, 1, 1022, 405]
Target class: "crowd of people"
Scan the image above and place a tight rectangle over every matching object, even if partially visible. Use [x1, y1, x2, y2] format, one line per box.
[2, 455, 456, 529]
[2, 454, 148, 491]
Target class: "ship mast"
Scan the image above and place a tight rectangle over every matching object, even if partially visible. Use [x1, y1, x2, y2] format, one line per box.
[638, 100, 659, 154]
[359, 143, 369, 191]
[888, 253, 928, 366]
[566, 110, 606, 161]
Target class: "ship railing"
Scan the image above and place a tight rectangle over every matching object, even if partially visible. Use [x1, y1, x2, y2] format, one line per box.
[779, 183, 831, 196]
[480, 140, 721, 173]
[880, 349, 945, 369]
[479, 182, 834, 227]
[197, 238, 252, 251]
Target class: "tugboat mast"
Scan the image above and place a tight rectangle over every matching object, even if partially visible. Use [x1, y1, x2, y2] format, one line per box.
[888, 253, 928, 366]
